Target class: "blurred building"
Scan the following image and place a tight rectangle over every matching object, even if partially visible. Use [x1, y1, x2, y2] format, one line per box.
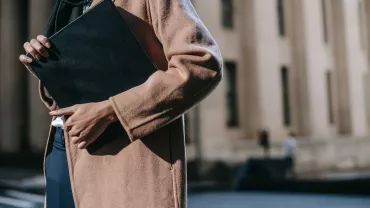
[185, 0, 370, 167]
[0, 0, 370, 173]
[0, 0, 54, 154]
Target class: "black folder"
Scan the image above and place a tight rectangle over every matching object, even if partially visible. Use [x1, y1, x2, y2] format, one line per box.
[27, 0, 159, 150]
[28, 0, 158, 109]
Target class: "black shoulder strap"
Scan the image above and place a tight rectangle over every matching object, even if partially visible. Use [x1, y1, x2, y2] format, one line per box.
[45, 0, 61, 37]
[45, 0, 89, 37]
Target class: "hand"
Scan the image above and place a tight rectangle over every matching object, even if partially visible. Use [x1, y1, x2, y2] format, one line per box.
[19, 35, 51, 75]
[49, 100, 118, 149]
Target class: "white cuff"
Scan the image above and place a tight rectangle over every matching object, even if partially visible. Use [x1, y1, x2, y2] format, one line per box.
[51, 116, 64, 129]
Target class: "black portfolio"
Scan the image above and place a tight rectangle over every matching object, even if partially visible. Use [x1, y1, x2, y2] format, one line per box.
[27, 0, 158, 150]
[28, 0, 158, 109]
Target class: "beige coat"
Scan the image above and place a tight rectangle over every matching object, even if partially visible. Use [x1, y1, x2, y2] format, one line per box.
[39, 0, 222, 207]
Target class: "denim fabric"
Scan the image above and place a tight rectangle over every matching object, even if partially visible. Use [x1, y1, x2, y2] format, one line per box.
[45, 127, 75, 208]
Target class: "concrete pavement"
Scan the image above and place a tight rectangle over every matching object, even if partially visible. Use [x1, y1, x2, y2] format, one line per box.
[0, 168, 370, 208]
[188, 192, 370, 208]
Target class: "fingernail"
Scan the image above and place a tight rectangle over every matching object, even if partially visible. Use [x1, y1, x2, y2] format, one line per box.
[27, 57, 32, 63]
[46, 43, 51, 48]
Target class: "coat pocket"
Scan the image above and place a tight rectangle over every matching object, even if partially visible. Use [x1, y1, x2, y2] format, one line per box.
[140, 125, 173, 170]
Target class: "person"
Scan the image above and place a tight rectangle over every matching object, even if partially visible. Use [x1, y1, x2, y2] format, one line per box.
[283, 132, 297, 178]
[19, 0, 223, 207]
[258, 128, 270, 158]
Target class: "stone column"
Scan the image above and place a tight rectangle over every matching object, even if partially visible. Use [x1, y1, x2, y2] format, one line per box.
[364, 0, 370, 63]
[285, 0, 312, 136]
[28, 0, 54, 152]
[364, 72, 370, 131]
[238, 0, 262, 138]
[0, 1, 28, 153]
[330, 0, 352, 134]
[364, 0, 370, 131]
[253, 0, 287, 139]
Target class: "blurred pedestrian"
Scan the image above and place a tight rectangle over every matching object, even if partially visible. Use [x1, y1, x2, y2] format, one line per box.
[258, 128, 270, 158]
[19, 0, 222, 207]
[283, 132, 297, 178]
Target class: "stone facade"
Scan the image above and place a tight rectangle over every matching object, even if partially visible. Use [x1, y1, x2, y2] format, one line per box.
[186, 0, 370, 170]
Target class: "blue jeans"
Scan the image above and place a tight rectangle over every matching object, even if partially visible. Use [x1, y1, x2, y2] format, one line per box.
[45, 127, 75, 208]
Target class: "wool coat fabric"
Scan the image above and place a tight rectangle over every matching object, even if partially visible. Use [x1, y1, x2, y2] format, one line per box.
[38, 0, 223, 207]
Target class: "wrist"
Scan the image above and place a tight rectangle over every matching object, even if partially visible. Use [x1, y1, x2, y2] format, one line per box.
[101, 100, 118, 123]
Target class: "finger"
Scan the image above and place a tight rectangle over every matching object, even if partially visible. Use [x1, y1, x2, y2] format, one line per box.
[30, 39, 49, 58]
[63, 116, 74, 128]
[78, 141, 88, 149]
[77, 129, 98, 149]
[24, 42, 42, 60]
[37, 35, 51, 48]
[49, 106, 77, 116]
[70, 136, 82, 144]
[68, 126, 80, 136]
[68, 130, 77, 138]
[69, 128, 82, 144]
[74, 119, 109, 150]
[19, 54, 32, 64]
[19, 55, 38, 77]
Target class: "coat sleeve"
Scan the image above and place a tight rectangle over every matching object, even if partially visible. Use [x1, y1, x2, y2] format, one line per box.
[25, 60, 57, 111]
[108, 0, 223, 142]
[38, 81, 57, 111]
